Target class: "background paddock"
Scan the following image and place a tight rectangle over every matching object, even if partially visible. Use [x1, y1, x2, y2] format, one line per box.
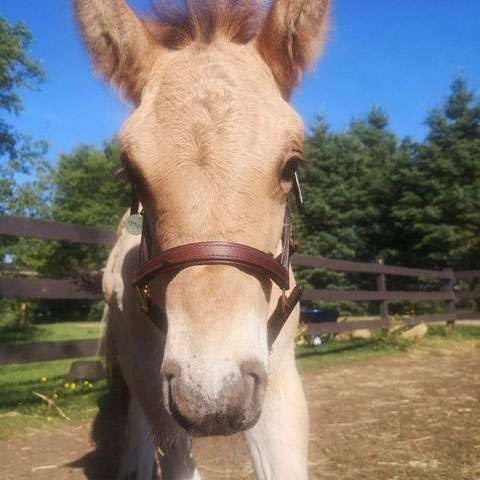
[0, 328, 478, 480]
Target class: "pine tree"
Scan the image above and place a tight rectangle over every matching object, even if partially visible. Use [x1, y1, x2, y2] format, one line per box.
[391, 77, 480, 269]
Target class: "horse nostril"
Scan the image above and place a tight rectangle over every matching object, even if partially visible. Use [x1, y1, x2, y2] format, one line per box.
[240, 360, 267, 408]
[160, 361, 181, 382]
[240, 360, 267, 384]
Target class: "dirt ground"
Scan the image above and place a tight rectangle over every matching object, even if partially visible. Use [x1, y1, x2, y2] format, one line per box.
[1, 342, 479, 480]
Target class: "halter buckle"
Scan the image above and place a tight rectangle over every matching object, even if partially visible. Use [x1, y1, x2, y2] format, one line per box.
[136, 285, 150, 314]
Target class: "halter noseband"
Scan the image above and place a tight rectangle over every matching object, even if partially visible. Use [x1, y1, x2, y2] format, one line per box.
[129, 172, 304, 349]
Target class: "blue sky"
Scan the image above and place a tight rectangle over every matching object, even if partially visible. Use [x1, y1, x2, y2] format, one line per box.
[1, 0, 479, 165]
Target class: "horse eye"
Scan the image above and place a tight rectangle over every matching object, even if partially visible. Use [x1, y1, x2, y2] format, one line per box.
[281, 157, 299, 183]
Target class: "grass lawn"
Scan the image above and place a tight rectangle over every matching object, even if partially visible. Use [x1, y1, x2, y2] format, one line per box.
[296, 323, 480, 371]
[0, 356, 108, 439]
[0, 322, 102, 344]
[0, 324, 479, 439]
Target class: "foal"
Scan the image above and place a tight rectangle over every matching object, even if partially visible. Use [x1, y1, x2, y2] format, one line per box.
[75, 1, 330, 478]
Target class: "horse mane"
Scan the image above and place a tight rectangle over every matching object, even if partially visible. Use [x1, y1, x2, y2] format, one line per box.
[145, 0, 268, 49]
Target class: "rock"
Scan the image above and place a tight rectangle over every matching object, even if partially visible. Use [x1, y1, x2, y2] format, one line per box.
[334, 332, 352, 342]
[350, 329, 372, 340]
[335, 329, 372, 341]
[400, 323, 428, 340]
[68, 360, 106, 380]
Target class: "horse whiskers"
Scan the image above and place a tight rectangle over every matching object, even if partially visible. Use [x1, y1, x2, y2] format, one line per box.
[166, 424, 185, 449]
[142, 423, 156, 449]
[147, 403, 186, 451]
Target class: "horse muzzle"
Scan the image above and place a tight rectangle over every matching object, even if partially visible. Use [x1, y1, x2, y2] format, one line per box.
[161, 359, 267, 436]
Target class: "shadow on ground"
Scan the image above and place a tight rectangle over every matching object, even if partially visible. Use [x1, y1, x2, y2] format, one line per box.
[67, 394, 124, 480]
[0, 325, 41, 344]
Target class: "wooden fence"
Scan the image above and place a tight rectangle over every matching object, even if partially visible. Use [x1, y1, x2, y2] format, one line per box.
[1, 214, 479, 364]
[293, 254, 480, 335]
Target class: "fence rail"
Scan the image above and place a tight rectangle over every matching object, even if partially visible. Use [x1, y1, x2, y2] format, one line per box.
[302, 289, 455, 302]
[0, 215, 116, 246]
[455, 270, 480, 279]
[293, 254, 454, 279]
[0, 278, 101, 300]
[0, 339, 99, 365]
[1, 215, 479, 364]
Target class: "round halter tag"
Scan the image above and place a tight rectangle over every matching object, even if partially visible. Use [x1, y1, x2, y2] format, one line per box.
[126, 214, 144, 235]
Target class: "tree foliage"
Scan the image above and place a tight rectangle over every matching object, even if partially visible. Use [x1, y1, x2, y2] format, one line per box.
[291, 108, 399, 313]
[9, 140, 130, 276]
[292, 78, 480, 312]
[3, 73, 480, 321]
[295, 77, 480, 273]
[0, 14, 47, 204]
[0, 14, 49, 263]
[0, 15, 49, 326]
[391, 77, 480, 269]
[1, 139, 129, 325]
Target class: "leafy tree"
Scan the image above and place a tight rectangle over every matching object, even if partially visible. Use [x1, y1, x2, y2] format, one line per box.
[0, 14, 47, 214]
[44, 140, 130, 276]
[296, 108, 398, 261]
[4, 139, 130, 324]
[347, 108, 399, 262]
[0, 17, 127, 323]
[9, 139, 130, 275]
[391, 77, 480, 270]
[0, 16, 45, 115]
[293, 109, 399, 314]
[0, 15, 48, 326]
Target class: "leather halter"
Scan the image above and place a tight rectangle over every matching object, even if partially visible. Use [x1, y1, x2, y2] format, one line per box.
[129, 172, 304, 348]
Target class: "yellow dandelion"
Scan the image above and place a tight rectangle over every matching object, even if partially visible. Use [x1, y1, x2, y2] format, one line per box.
[47, 416, 53, 422]
[70, 383, 77, 390]
[41, 376, 48, 382]
[83, 381, 89, 386]
[53, 393, 59, 399]
[88, 383, 93, 388]
[64, 383, 70, 389]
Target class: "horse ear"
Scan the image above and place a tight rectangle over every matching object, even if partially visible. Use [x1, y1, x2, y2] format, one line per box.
[74, 0, 162, 104]
[255, 0, 331, 100]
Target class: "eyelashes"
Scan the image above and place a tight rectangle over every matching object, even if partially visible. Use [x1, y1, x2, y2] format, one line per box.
[280, 152, 305, 185]
[281, 156, 299, 182]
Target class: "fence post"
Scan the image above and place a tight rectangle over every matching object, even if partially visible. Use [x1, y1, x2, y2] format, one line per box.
[377, 257, 389, 326]
[443, 268, 456, 331]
